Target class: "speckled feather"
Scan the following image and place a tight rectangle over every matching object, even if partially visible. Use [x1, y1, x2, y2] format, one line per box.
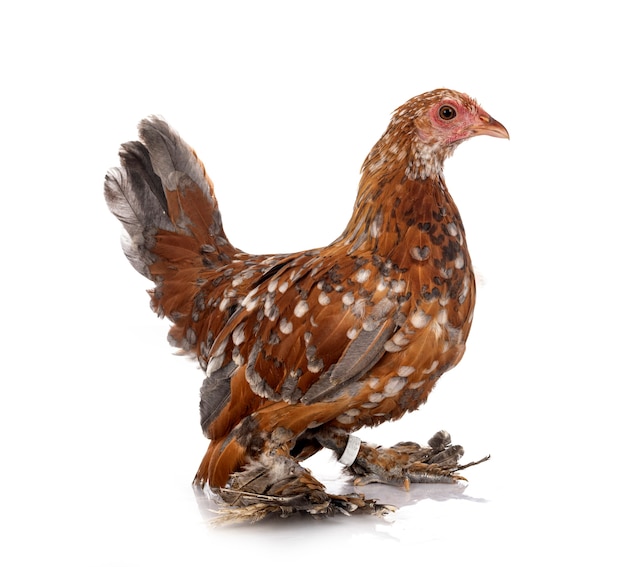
[105, 89, 508, 519]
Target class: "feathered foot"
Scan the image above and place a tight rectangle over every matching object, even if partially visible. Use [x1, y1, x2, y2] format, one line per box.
[344, 430, 489, 489]
[211, 454, 394, 523]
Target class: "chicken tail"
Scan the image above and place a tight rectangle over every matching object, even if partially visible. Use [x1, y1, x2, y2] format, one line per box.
[104, 117, 239, 330]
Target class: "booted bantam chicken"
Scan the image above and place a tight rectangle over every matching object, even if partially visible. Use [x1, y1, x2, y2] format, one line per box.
[104, 89, 508, 521]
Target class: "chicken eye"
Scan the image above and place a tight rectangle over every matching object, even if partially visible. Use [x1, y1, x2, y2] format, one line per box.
[439, 105, 457, 120]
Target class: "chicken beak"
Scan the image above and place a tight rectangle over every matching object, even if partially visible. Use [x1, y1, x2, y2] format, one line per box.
[473, 113, 510, 139]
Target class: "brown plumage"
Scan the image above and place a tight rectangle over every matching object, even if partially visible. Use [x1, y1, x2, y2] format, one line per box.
[104, 88, 508, 521]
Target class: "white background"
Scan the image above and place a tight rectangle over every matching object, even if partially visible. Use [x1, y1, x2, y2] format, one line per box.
[1, 1, 624, 565]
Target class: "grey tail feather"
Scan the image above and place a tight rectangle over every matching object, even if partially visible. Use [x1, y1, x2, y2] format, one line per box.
[136, 115, 213, 199]
[104, 140, 174, 279]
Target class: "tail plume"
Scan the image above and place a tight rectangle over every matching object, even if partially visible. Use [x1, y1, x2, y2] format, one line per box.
[104, 117, 240, 339]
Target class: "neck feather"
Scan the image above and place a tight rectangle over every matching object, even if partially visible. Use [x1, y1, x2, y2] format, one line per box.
[337, 134, 460, 257]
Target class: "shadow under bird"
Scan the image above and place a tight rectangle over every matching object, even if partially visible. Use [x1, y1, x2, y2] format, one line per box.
[104, 88, 508, 522]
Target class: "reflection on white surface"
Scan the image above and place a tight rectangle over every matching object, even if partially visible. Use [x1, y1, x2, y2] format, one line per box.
[193, 453, 488, 525]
